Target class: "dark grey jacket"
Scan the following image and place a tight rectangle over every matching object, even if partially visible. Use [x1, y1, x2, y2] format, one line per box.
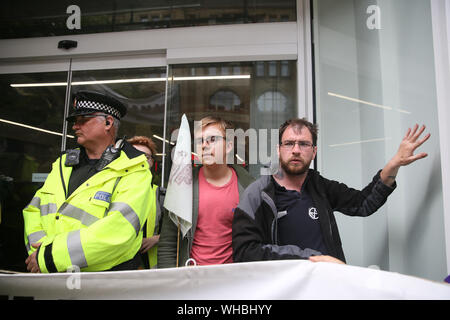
[158, 164, 255, 268]
[232, 169, 396, 263]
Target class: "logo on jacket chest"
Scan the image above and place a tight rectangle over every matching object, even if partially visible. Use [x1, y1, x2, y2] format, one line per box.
[93, 191, 112, 203]
[308, 207, 319, 220]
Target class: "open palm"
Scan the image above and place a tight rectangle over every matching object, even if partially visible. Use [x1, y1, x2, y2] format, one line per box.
[394, 124, 430, 166]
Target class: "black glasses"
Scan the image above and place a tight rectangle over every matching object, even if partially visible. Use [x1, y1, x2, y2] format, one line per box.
[70, 114, 108, 125]
[194, 135, 225, 146]
[280, 140, 314, 151]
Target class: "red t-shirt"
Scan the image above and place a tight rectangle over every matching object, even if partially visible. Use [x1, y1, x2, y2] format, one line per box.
[190, 167, 239, 265]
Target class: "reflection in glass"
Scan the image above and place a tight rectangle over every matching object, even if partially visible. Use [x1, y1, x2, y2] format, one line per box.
[0, 0, 296, 39]
[165, 60, 296, 182]
[210, 90, 241, 111]
[0, 72, 67, 271]
[257, 91, 287, 112]
[69, 67, 167, 187]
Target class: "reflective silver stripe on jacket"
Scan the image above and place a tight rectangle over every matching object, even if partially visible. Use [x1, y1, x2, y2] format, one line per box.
[109, 202, 141, 236]
[27, 197, 41, 209]
[67, 230, 88, 269]
[58, 203, 100, 226]
[26, 197, 58, 217]
[41, 203, 58, 216]
[25, 230, 47, 252]
[27, 230, 46, 245]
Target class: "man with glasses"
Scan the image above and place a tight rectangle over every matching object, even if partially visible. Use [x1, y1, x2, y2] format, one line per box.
[232, 118, 430, 264]
[23, 90, 153, 272]
[158, 116, 254, 267]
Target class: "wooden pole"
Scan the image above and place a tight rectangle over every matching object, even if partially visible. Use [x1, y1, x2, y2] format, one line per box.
[176, 222, 180, 267]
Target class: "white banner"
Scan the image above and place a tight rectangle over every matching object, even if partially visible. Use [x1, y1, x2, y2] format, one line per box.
[0, 260, 449, 300]
[164, 114, 193, 237]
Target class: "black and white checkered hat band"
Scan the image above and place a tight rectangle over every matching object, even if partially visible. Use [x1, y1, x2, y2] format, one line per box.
[76, 100, 121, 119]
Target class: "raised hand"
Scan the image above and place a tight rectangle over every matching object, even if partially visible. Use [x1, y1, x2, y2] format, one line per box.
[380, 124, 430, 186]
[393, 124, 430, 166]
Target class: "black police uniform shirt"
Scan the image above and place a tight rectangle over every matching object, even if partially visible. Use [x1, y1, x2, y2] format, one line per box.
[272, 176, 329, 255]
[67, 147, 100, 198]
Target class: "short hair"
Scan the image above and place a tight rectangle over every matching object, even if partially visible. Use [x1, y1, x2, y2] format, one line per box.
[112, 118, 120, 139]
[127, 135, 157, 156]
[279, 118, 318, 146]
[198, 116, 234, 135]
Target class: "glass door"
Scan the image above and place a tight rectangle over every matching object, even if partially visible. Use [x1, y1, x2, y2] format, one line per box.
[0, 58, 168, 271]
[0, 57, 300, 271]
[0, 70, 69, 271]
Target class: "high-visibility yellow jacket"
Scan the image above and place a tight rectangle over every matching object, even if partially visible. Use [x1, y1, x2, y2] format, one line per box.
[144, 184, 161, 268]
[23, 144, 153, 273]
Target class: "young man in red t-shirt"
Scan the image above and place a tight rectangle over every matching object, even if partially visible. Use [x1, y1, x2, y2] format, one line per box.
[158, 116, 254, 267]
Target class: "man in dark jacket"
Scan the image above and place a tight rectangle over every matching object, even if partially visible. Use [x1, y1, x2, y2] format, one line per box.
[232, 118, 430, 264]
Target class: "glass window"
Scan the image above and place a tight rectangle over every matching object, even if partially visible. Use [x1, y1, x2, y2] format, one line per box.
[268, 61, 277, 77]
[208, 67, 217, 76]
[281, 60, 290, 77]
[0, 59, 296, 271]
[165, 60, 297, 182]
[0, 0, 296, 39]
[210, 90, 241, 111]
[221, 67, 230, 75]
[257, 90, 287, 112]
[313, 0, 446, 281]
[256, 62, 265, 77]
[0, 71, 68, 271]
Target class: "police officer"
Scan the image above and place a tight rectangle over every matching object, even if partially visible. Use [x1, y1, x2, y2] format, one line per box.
[23, 91, 153, 272]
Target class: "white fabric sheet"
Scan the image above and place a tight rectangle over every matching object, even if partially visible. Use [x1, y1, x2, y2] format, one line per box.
[1, 260, 449, 300]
